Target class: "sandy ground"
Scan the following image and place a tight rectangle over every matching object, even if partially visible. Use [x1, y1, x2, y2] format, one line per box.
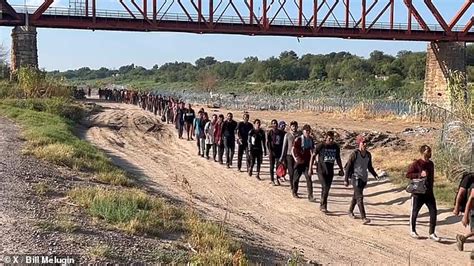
[83, 100, 470, 265]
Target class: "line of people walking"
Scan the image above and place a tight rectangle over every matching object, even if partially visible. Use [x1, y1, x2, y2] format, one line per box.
[101, 90, 465, 244]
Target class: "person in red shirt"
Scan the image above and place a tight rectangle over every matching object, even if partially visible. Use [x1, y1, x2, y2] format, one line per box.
[406, 145, 440, 242]
[291, 124, 316, 201]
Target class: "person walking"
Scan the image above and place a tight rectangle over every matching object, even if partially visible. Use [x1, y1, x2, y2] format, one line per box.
[292, 124, 315, 201]
[344, 135, 379, 224]
[280, 121, 301, 190]
[205, 114, 218, 160]
[199, 112, 210, 157]
[222, 113, 238, 168]
[267, 120, 286, 186]
[176, 102, 186, 139]
[215, 114, 225, 164]
[314, 131, 344, 213]
[184, 104, 196, 141]
[248, 119, 267, 180]
[406, 145, 440, 242]
[453, 172, 474, 216]
[456, 183, 474, 251]
[193, 111, 205, 156]
[237, 113, 254, 172]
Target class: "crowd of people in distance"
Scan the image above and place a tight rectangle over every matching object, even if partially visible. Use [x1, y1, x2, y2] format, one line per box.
[97, 89, 474, 250]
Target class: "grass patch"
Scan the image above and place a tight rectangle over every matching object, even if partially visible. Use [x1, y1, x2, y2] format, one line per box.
[154, 249, 189, 264]
[36, 216, 78, 233]
[186, 214, 247, 265]
[0, 98, 132, 186]
[68, 187, 184, 236]
[68, 187, 247, 264]
[33, 182, 51, 196]
[87, 244, 112, 260]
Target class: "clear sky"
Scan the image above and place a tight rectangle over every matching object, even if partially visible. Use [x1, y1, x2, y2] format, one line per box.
[1, 0, 472, 71]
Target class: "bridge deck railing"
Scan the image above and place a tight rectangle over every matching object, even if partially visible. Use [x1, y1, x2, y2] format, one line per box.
[11, 6, 472, 33]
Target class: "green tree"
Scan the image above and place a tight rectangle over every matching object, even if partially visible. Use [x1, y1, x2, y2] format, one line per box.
[195, 56, 217, 69]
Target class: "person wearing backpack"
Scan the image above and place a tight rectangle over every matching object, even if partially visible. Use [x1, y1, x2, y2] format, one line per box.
[215, 114, 225, 164]
[193, 111, 205, 156]
[291, 124, 315, 201]
[280, 121, 301, 190]
[406, 145, 440, 242]
[267, 119, 286, 186]
[344, 135, 379, 224]
[314, 131, 344, 213]
[205, 114, 218, 160]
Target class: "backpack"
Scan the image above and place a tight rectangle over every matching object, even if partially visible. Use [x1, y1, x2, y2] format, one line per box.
[276, 163, 287, 178]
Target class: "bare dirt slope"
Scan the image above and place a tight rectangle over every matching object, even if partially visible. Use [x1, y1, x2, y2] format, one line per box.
[83, 102, 469, 264]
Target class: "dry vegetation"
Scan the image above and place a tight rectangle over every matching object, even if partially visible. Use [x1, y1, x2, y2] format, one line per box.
[0, 68, 248, 264]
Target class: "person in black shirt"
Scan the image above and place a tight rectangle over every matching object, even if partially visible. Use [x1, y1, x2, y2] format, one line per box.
[315, 131, 344, 213]
[176, 102, 186, 139]
[454, 172, 474, 216]
[184, 104, 196, 141]
[457, 182, 474, 251]
[267, 119, 286, 186]
[222, 113, 238, 168]
[237, 113, 254, 172]
[248, 119, 267, 180]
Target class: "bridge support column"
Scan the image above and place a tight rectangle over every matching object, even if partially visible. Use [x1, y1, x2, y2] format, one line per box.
[10, 26, 38, 76]
[424, 42, 467, 110]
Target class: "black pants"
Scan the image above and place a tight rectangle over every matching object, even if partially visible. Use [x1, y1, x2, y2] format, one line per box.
[217, 142, 225, 163]
[349, 178, 367, 218]
[224, 137, 235, 166]
[249, 149, 263, 175]
[178, 122, 184, 138]
[185, 122, 193, 139]
[237, 143, 249, 171]
[411, 192, 437, 234]
[318, 167, 334, 209]
[293, 163, 313, 199]
[209, 143, 217, 161]
[286, 155, 295, 190]
[269, 152, 282, 182]
[205, 144, 213, 158]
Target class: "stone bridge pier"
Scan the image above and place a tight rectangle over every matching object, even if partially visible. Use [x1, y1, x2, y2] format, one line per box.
[424, 42, 467, 110]
[10, 26, 38, 77]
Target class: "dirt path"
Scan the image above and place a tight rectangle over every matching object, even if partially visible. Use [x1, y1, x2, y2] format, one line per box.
[84, 102, 469, 264]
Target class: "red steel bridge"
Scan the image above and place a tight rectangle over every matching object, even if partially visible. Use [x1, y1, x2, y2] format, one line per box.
[0, 0, 473, 41]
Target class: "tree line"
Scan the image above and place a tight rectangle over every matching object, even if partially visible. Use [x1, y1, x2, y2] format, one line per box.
[49, 45, 474, 99]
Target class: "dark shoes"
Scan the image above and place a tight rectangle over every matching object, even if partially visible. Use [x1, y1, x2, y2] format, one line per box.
[271, 179, 281, 186]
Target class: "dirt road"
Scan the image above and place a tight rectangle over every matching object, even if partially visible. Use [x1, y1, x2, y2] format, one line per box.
[83, 101, 469, 264]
